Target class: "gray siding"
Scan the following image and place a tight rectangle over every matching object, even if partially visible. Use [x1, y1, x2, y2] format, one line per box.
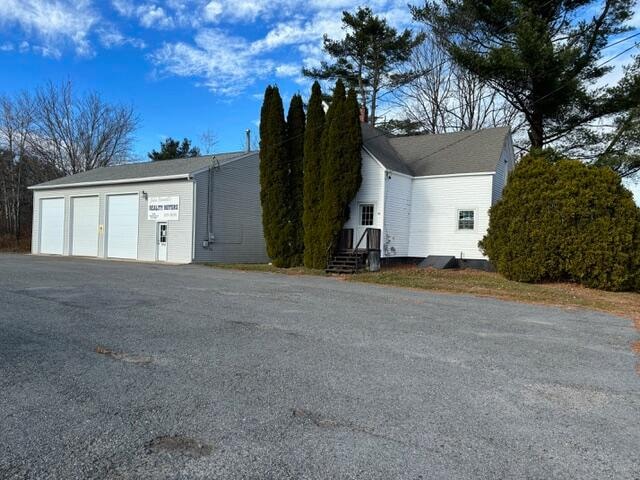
[32, 179, 194, 263]
[492, 135, 515, 204]
[193, 153, 268, 263]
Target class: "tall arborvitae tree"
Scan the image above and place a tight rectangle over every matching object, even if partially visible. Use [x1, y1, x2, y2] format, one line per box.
[303, 82, 326, 269]
[320, 80, 347, 262]
[342, 88, 363, 206]
[259, 85, 291, 267]
[286, 94, 306, 265]
[320, 80, 363, 261]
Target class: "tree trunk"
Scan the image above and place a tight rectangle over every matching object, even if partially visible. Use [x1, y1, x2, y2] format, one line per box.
[528, 110, 544, 149]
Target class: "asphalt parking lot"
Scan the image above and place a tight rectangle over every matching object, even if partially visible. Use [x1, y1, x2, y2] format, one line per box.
[1, 254, 638, 479]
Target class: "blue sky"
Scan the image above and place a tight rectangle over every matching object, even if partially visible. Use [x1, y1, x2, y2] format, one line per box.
[0, 0, 414, 159]
[0, 0, 639, 200]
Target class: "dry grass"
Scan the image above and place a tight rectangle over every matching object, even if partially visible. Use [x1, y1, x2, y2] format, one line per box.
[0, 234, 30, 252]
[212, 263, 325, 276]
[355, 266, 640, 322]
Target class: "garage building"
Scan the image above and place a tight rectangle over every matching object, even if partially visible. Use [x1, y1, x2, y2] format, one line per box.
[29, 151, 268, 264]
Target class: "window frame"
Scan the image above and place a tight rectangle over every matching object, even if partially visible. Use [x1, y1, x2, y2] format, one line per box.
[457, 209, 476, 231]
[359, 203, 375, 226]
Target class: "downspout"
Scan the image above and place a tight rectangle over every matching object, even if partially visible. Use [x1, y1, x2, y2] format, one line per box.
[207, 157, 219, 248]
[207, 163, 213, 247]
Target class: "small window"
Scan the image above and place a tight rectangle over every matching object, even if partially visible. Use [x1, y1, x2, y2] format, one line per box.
[458, 210, 474, 230]
[360, 204, 374, 226]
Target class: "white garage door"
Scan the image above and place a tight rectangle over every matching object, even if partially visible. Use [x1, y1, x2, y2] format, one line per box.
[71, 196, 99, 257]
[107, 194, 139, 259]
[40, 198, 65, 255]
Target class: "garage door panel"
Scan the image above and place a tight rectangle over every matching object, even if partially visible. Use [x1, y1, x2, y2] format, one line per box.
[71, 196, 99, 257]
[40, 198, 65, 255]
[107, 194, 139, 259]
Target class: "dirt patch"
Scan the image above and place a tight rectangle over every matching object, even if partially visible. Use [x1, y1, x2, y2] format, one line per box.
[95, 345, 152, 365]
[145, 435, 213, 458]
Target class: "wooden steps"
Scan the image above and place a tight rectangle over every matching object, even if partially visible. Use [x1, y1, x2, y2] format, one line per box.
[326, 250, 367, 274]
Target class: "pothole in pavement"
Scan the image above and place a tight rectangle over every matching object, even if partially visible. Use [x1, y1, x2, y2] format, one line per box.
[95, 345, 153, 365]
[145, 435, 213, 458]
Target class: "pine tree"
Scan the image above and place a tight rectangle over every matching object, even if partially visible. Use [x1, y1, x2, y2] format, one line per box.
[318, 81, 362, 262]
[286, 94, 305, 266]
[303, 7, 424, 126]
[259, 85, 290, 267]
[412, 0, 635, 149]
[303, 82, 326, 269]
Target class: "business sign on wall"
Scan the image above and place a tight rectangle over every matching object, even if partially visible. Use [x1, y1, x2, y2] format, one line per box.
[148, 196, 180, 221]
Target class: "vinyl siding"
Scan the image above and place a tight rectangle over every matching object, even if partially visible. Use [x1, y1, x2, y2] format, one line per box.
[32, 179, 194, 263]
[492, 135, 515, 204]
[193, 153, 268, 263]
[343, 149, 386, 248]
[382, 172, 411, 257]
[408, 174, 493, 259]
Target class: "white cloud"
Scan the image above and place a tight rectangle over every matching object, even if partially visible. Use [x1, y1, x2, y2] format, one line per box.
[0, 0, 98, 56]
[137, 4, 174, 29]
[148, 1, 420, 95]
[203, 1, 223, 22]
[0, 42, 13, 51]
[112, 1, 182, 29]
[275, 63, 301, 77]
[98, 29, 147, 49]
[150, 29, 276, 95]
[112, 0, 136, 16]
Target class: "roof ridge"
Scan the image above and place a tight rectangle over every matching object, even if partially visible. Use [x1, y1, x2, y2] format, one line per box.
[388, 125, 510, 141]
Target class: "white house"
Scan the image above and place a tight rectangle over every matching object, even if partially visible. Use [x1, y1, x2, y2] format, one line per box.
[337, 123, 514, 269]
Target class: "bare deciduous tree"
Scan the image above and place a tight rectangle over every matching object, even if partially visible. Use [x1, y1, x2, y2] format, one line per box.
[0, 81, 138, 244]
[388, 35, 521, 135]
[0, 93, 36, 241]
[31, 81, 138, 175]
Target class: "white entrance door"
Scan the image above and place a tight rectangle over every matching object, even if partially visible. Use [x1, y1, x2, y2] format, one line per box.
[71, 196, 99, 257]
[107, 194, 139, 259]
[355, 203, 375, 248]
[157, 222, 168, 261]
[40, 198, 65, 255]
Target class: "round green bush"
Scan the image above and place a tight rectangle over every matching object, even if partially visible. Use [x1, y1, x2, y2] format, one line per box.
[479, 151, 640, 291]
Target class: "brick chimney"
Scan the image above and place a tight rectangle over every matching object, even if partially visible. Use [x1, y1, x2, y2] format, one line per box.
[359, 105, 369, 123]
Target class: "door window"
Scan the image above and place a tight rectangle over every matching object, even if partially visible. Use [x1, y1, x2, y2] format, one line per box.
[159, 224, 167, 243]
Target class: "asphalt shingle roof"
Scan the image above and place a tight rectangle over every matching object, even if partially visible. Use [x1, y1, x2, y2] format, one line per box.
[362, 123, 510, 176]
[32, 125, 509, 190]
[31, 151, 255, 189]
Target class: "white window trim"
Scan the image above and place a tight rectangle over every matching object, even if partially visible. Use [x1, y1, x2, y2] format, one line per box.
[457, 208, 476, 232]
[359, 202, 375, 226]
